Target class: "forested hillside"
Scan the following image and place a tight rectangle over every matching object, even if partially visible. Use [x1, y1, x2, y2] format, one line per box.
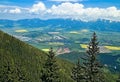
[0, 30, 119, 82]
[0, 30, 74, 82]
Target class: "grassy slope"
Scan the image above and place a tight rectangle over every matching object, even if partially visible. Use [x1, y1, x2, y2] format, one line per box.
[0, 30, 74, 82]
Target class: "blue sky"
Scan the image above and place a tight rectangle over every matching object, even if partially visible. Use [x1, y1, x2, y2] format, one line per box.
[0, 0, 120, 21]
[0, 0, 120, 7]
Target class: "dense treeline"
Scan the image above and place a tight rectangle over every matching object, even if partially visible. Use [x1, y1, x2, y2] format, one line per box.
[0, 30, 74, 82]
[0, 30, 119, 82]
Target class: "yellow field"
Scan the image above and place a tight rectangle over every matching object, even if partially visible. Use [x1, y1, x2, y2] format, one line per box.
[105, 46, 120, 50]
[75, 41, 80, 43]
[80, 44, 120, 51]
[81, 29, 89, 32]
[49, 42, 64, 46]
[69, 30, 89, 34]
[15, 29, 28, 33]
[69, 31, 79, 34]
[42, 49, 50, 52]
[80, 44, 88, 48]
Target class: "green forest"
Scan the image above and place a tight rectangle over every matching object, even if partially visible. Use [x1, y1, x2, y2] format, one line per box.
[0, 30, 119, 82]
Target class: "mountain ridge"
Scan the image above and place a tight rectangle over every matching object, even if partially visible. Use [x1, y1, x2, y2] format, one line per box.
[0, 18, 120, 32]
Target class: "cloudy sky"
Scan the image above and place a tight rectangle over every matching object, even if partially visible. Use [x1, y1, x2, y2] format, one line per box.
[0, 0, 120, 21]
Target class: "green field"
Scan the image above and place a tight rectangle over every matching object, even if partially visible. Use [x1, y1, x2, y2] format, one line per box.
[1, 26, 120, 73]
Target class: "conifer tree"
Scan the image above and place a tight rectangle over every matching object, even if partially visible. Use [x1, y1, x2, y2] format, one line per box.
[0, 51, 17, 82]
[41, 47, 60, 82]
[0, 59, 28, 82]
[71, 58, 85, 82]
[15, 63, 29, 82]
[82, 32, 104, 82]
[116, 74, 120, 82]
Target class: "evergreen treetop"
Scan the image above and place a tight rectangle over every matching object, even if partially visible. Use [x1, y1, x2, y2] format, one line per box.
[41, 47, 60, 82]
[82, 32, 104, 82]
[71, 58, 85, 82]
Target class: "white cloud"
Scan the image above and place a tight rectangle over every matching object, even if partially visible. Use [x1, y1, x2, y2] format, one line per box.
[9, 8, 21, 14]
[0, 2, 120, 22]
[3, 9, 8, 13]
[48, 3, 84, 16]
[46, 2, 120, 21]
[29, 2, 46, 14]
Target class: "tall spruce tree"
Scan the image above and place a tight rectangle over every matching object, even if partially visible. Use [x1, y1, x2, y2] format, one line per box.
[82, 32, 104, 82]
[71, 58, 85, 82]
[41, 47, 60, 82]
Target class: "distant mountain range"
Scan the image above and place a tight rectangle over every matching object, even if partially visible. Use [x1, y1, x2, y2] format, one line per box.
[0, 18, 120, 32]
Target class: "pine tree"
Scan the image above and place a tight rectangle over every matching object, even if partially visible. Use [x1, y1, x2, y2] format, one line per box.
[41, 47, 60, 82]
[116, 74, 120, 82]
[82, 32, 104, 82]
[71, 58, 85, 82]
[0, 51, 18, 82]
[15, 63, 29, 82]
[0, 59, 28, 82]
